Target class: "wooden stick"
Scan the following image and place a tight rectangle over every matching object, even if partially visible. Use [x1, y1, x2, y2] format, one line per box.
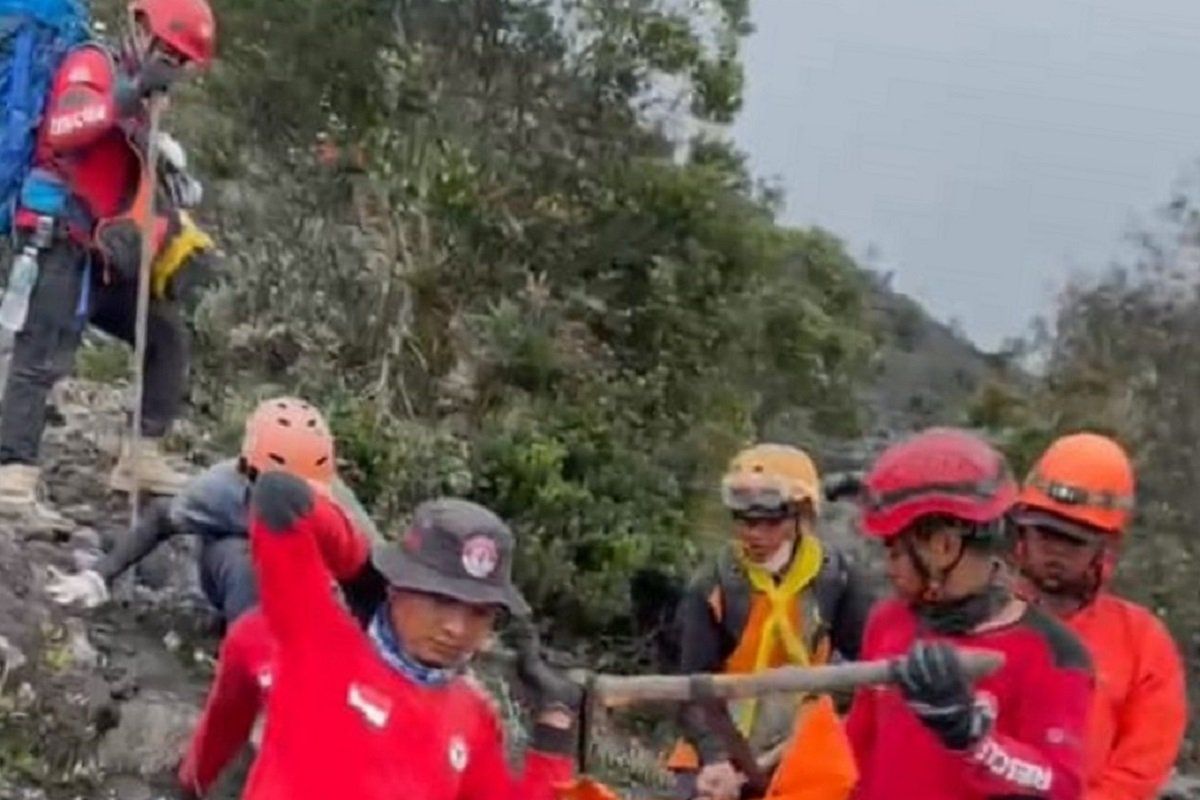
[129, 96, 165, 532]
[590, 649, 1004, 708]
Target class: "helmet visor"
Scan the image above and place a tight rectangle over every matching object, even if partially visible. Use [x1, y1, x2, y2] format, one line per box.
[721, 478, 793, 517]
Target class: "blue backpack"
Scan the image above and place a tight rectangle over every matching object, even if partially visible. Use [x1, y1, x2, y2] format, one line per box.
[0, 0, 90, 236]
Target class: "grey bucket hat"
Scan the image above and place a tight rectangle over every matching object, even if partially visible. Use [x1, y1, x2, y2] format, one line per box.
[372, 498, 531, 616]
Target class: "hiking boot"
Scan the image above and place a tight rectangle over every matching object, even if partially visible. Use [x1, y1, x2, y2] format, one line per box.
[108, 437, 189, 496]
[0, 463, 71, 532]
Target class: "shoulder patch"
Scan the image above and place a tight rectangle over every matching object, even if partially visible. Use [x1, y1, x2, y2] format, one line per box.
[1021, 605, 1093, 673]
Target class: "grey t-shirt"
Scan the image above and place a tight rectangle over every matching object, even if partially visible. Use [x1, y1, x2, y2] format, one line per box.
[170, 458, 382, 543]
[96, 458, 382, 582]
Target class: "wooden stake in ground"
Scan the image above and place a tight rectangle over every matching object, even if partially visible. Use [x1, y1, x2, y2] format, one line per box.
[129, 96, 166, 532]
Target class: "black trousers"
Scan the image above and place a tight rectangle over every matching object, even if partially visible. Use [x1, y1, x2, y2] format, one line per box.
[0, 238, 189, 464]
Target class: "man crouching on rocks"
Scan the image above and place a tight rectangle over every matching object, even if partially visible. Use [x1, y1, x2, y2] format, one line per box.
[237, 469, 581, 800]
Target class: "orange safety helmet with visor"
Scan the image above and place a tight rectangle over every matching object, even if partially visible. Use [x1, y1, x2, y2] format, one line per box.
[720, 444, 822, 520]
[1014, 432, 1134, 539]
[1013, 432, 1135, 594]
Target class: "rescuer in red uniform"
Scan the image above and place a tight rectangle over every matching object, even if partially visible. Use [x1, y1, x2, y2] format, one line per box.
[1014, 433, 1186, 800]
[0, 0, 217, 527]
[846, 428, 1094, 800]
[241, 469, 581, 800]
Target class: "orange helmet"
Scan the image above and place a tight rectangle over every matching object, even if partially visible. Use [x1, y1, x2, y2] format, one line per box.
[130, 0, 216, 67]
[721, 444, 821, 518]
[240, 397, 336, 486]
[1015, 433, 1134, 536]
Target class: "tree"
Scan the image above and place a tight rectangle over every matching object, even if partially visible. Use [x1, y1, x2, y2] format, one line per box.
[989, 178, 1200, 757]
[166, 0, 875, 637]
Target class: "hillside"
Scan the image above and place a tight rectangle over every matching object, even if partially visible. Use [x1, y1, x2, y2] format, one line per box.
[0, 0, 1197, 795]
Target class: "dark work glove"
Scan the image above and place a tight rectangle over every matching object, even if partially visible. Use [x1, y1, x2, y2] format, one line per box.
[137, 53, 184, 97]
[823, 471, 864, 503]
[251, 471, 316, 534]
[679, 701, 731, 764]
[511, 616, 583, 715]
[509, 616, 583, 757]
[115, 55, 183, 117]
[890, 641, 991, 751]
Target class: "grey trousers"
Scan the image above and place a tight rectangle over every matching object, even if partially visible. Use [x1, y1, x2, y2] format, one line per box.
[198, 536, 259, 625]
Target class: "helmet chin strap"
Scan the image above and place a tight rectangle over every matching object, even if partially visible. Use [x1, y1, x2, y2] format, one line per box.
[1018, 530, 1108, 610]
[1028, 549, 1104, 608]
[904, 534, 968, 603]
[904, 528, 1012, 635]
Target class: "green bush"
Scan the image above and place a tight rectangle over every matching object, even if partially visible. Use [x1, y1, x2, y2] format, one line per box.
[174, 0, 874, 638]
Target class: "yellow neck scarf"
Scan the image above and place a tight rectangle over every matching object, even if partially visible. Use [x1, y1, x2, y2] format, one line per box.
[734, 533, 824, 735]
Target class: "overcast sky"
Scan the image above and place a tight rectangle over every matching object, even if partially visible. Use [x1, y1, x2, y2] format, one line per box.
[731, 0, 1200, 349]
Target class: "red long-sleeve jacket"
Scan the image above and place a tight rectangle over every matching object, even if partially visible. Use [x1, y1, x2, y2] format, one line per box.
[243, 471, 573, 800]
[846, 598, 1094, 800]
[18, 43, 169, 247]
[1066, 593, 1186, 800]
[177, 497, 372, 795]
[178, 609, 274, 795]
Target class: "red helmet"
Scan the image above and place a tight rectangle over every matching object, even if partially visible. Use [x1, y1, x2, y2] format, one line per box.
[860, 428, 1016, 540]
[130, 0, 216, 67]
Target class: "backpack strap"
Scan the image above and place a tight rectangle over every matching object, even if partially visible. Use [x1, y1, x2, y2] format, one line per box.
[713, 545, 752, 647]
[809, 547, 851, 633]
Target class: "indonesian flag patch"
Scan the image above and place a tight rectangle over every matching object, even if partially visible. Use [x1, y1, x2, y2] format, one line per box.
[347, 682, 393, 729]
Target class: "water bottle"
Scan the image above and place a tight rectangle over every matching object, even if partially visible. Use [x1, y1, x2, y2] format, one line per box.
[0, 247, 39, 332]
[0, 217, 53, 333]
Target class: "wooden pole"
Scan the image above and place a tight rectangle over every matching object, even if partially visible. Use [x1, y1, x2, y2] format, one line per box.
[589, 649, 1004, 708]
[129, 96, 165, 532]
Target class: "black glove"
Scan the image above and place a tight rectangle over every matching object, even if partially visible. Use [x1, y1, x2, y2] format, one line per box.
[823, 471, 864, 503]
[890, 641, 991, 751]
[115, 55, 183, 117]
[251, 471, 316, 533]
[509, 616, 583, 757]
[136, 53, 184, 97]
[511, 617, 583, 715]
[678, 701, 731, 764]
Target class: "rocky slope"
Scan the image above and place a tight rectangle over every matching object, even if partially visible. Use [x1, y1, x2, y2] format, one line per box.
[0, 379, 240, 800]
[0, 378, 672, 799]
